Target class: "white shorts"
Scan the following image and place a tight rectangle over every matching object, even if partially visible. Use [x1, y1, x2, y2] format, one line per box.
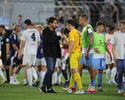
[106, 54, 115, 64]
[35, 58, 46, 66]
[55, 58, 61, 67]
[23, 54, 36, 66]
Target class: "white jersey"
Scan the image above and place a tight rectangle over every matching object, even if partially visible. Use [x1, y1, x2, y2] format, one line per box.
[21, 28, 40, 55]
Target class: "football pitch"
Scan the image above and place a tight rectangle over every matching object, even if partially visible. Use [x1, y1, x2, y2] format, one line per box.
[0, 73, 125, 100]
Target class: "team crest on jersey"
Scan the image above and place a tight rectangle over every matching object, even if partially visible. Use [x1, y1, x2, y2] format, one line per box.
[40, 40, 42, 43]
[95, 65, 97, 67]
[21, 35, 23, 39]
[13, 62, 16, 65]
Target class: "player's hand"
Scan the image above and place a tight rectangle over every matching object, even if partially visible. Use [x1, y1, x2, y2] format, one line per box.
[85, 53, 89, 60]
[18, 53, 22, 60]
[94, 48, 100, 53]
[114, 56, 117, 62]
[109, 54, 112, 62]
[40, 49, 43, 54]
[6, 54, 9, 60]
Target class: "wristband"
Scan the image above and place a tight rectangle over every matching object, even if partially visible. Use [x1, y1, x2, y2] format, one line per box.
[64, 53, 69, 60]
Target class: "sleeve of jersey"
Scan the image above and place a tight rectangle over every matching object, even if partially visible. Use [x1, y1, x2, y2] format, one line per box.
[21, 32, 25, 41]
[87, 27, 93, 37]
[5, 34, 9, 43]
[69, 32, 75, 42]
[11, 34, 17, 44]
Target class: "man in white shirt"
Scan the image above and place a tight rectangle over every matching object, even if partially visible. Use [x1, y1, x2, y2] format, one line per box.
[18, 19, 40, 87]
[110, 20, 125, 94]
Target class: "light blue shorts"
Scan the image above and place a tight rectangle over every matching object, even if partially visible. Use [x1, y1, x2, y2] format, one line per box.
[80, 53, 93, 66]
[93, 58, 106, 70]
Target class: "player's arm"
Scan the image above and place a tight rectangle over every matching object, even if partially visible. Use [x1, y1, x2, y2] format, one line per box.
[67, 41, 74, 54]
[18, 40, 25, 59]
[86, 27, 93, 60]
[12, 44, 19, 53]
[5, 37, 10, 60]
[112, 44, 117, 62]
[105, 45, 112, 61]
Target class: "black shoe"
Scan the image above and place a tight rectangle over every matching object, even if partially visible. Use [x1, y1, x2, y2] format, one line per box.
[63, 81, 70, 87]
[33, 80, 40, 87]
[5, 81, 10, 83]
[39, 86, 46, 93]
[47, 89, 57, 93]
[54, 83, 61, 86]
[23, 83, 28, 87]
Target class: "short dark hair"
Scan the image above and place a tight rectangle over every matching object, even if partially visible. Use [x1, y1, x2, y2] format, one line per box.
[48, 17, 57, 25]
[67, 19, 75, 27]
[64, 28, 69, 34]
[119, 20, 125, 25]
[109, 26, 115, 31]
[106, 25, 112, 28]
[96, 21, 106, 27]
[80, 14, 88, 21]
[18, 15, 22, 18]
[0, 24, 5, 30]
[24, 19, 32, 25]
[60, 27, 65, 34]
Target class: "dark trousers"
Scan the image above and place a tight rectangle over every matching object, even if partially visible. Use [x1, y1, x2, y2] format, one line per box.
[116, 59, 124, 90]
[43, 57, 56, 89]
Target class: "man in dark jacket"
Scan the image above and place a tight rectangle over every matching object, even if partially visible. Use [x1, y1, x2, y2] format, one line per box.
[39, 17, 62, 93]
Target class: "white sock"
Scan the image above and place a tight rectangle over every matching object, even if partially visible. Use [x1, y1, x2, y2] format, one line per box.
[90, 86, 95, 91]
[31, 67, 38, 81]
[57, 73, 61, 84]
[52, 73, 55, 84]
[39, 71, 46, 83]
[111, 67, 116, 81]
[10, 76, 13, 82]
[0, 68, 5, 79]
[24, 79, 27, 84]
[54, 72, 57, 84]
[13, 74, 17, 80]
[27, 68, 32, 85]
[106, 68, 111, 82]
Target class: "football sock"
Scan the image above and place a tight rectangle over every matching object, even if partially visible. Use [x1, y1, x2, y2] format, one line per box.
[13, 74, 17, 80]
[61, 70, 68, 81]
[69, 73, 75, 89]
[98, 74, 102, 87]
[54, 72, 57, 84]
[5, 68, 10, 82]
[24, 79, 27, 84]
[106, 68, 111, 82]
[39, 71, 46, 83]
[111, 67, 116, 81]
[91, 79, 95, 86]
[52, 73, 55, 84]
[27, 68, 32, 86]
[31, 67, 37, 81]
[74, 72, 83, 90]
[73, 81, 77, 88]
[0, 68, 5, 79]
[57, 68, 61, 83]
[10, 76, 13, 82]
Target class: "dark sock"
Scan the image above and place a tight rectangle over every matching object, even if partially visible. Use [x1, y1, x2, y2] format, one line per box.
[5, 68, 10, 82]
[62, 70, 68, 81]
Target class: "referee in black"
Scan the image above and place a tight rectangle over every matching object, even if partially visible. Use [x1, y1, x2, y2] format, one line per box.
[0, 25, 10, 83]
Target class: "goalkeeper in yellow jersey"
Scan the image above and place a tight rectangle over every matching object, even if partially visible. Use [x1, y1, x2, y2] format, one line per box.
[62, 19, 84, 94]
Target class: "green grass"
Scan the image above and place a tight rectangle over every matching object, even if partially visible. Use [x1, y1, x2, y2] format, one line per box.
[0, 73, 125, 100]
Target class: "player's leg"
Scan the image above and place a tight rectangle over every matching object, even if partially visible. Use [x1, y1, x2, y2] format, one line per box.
[57, 59, 62, 85]
[111, 63, 117, 84]
[23, 66, 28, 87]
[106, 64, 112, 84]
[86, 53, 95, 93]
[0, 67, 6, 85]
[79, 53, 85, 76]
[5, 59, 10, 83]
[9, 65, 16, 84]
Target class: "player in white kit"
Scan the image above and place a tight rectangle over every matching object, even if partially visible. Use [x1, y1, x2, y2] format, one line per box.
[18, 19, 40, 87]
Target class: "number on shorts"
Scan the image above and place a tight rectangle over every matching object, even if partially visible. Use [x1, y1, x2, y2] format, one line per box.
[31, 33, 36, 41]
